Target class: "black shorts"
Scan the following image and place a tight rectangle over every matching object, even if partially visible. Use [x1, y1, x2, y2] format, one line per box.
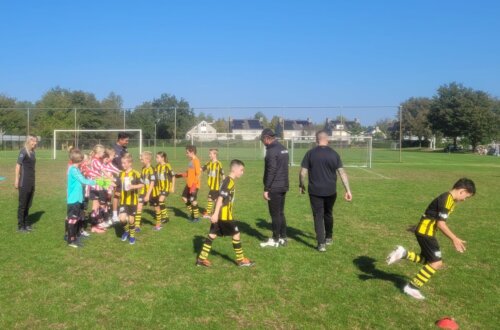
[182, 186, 198, 202]
[210, 220, 240, 237]
[208, 189, 219, 201]
[149, 196, 160, 207]
[67, 202, 83, 220]
[90, 190, 107, 204]
[416, 234, 442, 262]
[119, 205, 137, 216]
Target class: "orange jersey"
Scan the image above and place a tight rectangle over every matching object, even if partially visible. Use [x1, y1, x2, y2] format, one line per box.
[186, 156, 201, 189]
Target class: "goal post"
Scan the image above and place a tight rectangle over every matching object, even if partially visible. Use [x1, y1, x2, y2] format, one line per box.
[53, 129, 142, 160]
[290, 135, 372, 168]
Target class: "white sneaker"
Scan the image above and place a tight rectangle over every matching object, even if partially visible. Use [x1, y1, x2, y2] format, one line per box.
[112, 215, 120, 223]
[106, 219, 114, 227]
[80, 230, 90, 237]
[403, 284, 425, 300]
[260, 238, 279, 248]
[386, 246, 406, 265]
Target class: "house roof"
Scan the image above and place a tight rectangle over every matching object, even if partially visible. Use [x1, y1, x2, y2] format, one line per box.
[279, 119, 313, 131]
[230, 119, 263, 130]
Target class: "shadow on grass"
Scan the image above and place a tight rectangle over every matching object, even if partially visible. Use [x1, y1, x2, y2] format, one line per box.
[242, 218, 316, 249]
[28, 211, 45, 225]
[192, 235, 236, 265]
[352, 256, 407, 289]
[170, 206, 197, 222]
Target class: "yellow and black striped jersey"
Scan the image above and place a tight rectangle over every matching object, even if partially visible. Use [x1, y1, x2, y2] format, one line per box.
[202, 160, 224, 191]
[117, 169, 142, 206]
[218, 176, 235, 221]
[416, 192, 455, 237]
[140, 165, 157, 197]
[156, 162, 175, 192]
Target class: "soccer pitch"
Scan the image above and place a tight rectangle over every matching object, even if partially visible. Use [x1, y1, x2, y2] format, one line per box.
[0, 150, 498, 329]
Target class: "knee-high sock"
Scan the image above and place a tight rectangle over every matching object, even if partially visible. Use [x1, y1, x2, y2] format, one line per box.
[410, 264, 437, 288]
[155, 208, 162, 227]
[192, 205, 200, 219]
[406, 250, 425, 264]
[198, 237, 213, 260]
[232, 239, 245, 262]
[134, 209, 142, 228]
[206, 199, 214, 214]
[129, 221, 136, 238]
[160, 201, 168, 220]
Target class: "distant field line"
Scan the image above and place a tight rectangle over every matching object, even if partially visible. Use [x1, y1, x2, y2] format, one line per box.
[354, 167, 392, 180]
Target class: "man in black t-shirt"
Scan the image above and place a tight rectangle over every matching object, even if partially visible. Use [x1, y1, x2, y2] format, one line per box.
[299, 130, 352, 251]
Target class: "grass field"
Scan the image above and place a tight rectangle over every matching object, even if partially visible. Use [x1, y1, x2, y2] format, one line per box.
[0, 149, 499, 329]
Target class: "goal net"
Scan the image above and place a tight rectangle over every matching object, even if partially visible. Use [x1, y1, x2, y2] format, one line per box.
[290, 135, 372, 168]
[53, 129, 142, 159]
[188, 132, 264, 161]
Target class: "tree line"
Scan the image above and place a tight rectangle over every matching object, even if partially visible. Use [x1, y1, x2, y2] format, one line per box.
[1, 82, 499, 149]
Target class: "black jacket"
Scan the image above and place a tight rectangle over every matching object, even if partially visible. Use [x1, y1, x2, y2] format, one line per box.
[263, 140, 289, 193]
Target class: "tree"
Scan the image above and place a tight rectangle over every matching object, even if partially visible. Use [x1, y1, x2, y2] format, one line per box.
[428, 82, 495, 150]
[0, 94, 26, 134]
[400, 97, 432, 146]
[212, 118, 229, 133]
[254, 111, 268, 126]
[130, 93, 194, 140]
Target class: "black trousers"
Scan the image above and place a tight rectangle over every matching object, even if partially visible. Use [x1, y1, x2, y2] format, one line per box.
[267, 191, 287, 241]
[18, 185, 35, 229]
[309, 193, 337, 244]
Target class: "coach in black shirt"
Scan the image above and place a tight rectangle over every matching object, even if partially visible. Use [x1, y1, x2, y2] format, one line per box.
[299, 130, 352, 252]
[260, 128, 289, 248]
[112, 132, 129, 170]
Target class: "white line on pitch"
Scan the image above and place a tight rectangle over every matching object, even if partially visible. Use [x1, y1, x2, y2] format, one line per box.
[358, 168, 392, 179]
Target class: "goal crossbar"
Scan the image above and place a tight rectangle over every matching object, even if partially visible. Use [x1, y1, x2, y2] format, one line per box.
[53, 129, 142, 160]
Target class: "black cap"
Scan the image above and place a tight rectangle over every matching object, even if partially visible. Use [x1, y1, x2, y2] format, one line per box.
[261, 128, 276, 139]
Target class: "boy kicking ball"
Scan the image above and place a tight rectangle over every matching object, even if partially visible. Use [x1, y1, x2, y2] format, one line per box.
[196, 159, 254, 267]
[386, 178, 476, 300]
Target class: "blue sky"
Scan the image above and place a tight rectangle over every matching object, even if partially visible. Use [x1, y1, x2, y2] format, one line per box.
[1, 0, 499, 125]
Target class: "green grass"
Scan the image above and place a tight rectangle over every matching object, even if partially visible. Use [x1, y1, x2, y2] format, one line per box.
[0, 150, 499, 329]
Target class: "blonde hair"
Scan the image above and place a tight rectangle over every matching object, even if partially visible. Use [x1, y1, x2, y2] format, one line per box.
[122, 153, 133, 163]
[141, 151, 152, 161]
[23, 134, 37, 158]
[209, 148, 218, 154]
[90, 144, 105, 158]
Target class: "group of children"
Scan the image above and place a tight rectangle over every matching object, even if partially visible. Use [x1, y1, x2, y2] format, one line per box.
[65, 144, 253, 266]
[66, 142, 478, 297]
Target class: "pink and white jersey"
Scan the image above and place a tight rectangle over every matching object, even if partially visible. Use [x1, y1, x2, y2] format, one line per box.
[102, 161, 120, 193]
[89, 157, 104, 190]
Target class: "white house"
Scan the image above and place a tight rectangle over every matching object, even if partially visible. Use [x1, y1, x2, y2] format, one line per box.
[185, 121, 217, 141]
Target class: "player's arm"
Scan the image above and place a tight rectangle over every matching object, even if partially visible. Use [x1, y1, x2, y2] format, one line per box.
[14, 163, 21, 189]
[337, 167, 352, 201]
[210, 195, 223, 224]
[299, 167, 307, 194]
[436, 220, 466, 253]
[73, 167, 96, 186]
[263, 154, 278, 200]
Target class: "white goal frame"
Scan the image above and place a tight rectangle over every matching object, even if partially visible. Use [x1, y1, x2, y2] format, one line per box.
[53, 129, 142, 160]
[290, 135, 372, 168]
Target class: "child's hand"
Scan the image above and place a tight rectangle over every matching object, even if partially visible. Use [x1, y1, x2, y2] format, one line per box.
[210, 214, 218, 224]
[453, 238, 467, 253]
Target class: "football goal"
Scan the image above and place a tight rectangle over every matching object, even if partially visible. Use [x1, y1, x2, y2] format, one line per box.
[188, 132, 264, 161]
[290, 135, 372, 168]
[53, 129, 142, 159]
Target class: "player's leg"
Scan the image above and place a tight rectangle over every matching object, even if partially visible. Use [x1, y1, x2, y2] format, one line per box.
[204, 192, 214, 218]
[119, 207, 130, 241]
[159, 194, 169, 223]
[197, 229, 217, 267]
[128, 212, 136, 244]
[190, 190, 200, 221]
[231, 227, 254, 267]
[182, 186, 192, 218]
[404, 236, 441, 300]
[135, 200, 143, 231]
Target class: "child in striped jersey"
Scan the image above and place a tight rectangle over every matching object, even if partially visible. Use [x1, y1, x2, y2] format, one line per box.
[117, 153, 144, 245]
[386, 178, 476, 300]
[154, 151, 176, 229]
